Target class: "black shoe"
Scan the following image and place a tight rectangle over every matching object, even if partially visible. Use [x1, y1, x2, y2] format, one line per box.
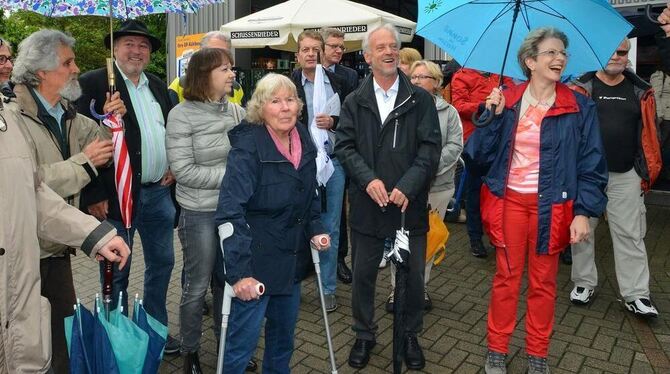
[404, 334, 425, 370]
[348, 338, 376, 369]
[182, 351, 203, 374]
[560, 246, 572, 265]
[337, 259, 352, 284]
[164, 334, 181, 356]
[245, 358, 258, 372]
[471, 240, 489, 258]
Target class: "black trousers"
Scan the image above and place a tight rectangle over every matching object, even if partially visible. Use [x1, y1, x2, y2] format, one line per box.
[351, 230, 426, 341]
[40, 255, 76, 374]
[338, 183, 349, 261]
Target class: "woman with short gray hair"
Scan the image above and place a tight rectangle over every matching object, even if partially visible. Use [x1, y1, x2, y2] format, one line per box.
[464, 27, 607, 374]
[215, 73, 328, 373]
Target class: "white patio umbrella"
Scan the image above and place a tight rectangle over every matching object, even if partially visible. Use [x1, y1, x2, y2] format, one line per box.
[220, 0, 416, 52]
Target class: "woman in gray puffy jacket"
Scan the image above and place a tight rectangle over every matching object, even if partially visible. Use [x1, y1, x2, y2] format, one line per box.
[166, 47, 245, 372]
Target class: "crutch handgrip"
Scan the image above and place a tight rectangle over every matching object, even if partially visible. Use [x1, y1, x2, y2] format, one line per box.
[232, 282, 265, 297]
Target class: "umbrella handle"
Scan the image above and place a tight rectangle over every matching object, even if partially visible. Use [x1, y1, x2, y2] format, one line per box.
[102, 259, 113, 300]
[472, 105, 496, 128]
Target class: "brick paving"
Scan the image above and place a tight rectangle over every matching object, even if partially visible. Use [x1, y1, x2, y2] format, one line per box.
[71, 205, 670, 373]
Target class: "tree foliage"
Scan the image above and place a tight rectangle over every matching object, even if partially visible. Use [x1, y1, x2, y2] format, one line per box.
[0, 10, 167, 80]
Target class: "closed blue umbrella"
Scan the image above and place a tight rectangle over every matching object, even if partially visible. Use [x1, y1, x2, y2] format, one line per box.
[65, 300, 120, 374]
[133, 295, 168, 374]
[417, 0, 632, 81]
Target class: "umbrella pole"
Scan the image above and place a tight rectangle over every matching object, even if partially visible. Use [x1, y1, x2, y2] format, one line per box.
[107, 0, 115, 92]
[310, 245, 338, 374]
[102, 260, 113, 320]
[472, 0, 522, 128]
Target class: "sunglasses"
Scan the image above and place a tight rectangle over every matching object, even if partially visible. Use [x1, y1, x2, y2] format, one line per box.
[615, 50, 629, 57]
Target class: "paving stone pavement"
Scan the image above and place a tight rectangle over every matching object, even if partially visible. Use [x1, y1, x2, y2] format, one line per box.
[71, 206, 670, 373]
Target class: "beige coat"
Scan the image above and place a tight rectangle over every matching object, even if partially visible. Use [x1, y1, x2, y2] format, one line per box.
[0, 97, 116, 373]
[9, 84, 111, 258]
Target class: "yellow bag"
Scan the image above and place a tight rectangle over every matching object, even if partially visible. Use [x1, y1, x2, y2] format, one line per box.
[425, 209, 449, 265]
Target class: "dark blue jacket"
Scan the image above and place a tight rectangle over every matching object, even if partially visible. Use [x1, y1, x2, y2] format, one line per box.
[214, 121, 325, 295]
[464, 82, 608, 255]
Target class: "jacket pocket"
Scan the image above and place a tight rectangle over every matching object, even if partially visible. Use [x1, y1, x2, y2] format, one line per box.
[480, 184, 504, 248]
[548, 200, 573, 255]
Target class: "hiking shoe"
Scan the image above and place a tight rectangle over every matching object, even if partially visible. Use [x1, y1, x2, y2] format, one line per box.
[324, 294, 338, 312]
[569, 286, 594, 305]
[527, 355, 550, 374]
[625, 298, 658, 318]
[424, 290, 432, 311]
[471, 240, 489, 258]
[385, 291, 394, 313]
[484, 350, 507, 374]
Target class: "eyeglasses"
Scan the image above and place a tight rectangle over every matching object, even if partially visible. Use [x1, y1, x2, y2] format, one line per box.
[410, 74, 435, 81]
[536, 49, 569, 59]
[0, 55, 13, 65]
[615, 49, 629, 57]
[325, 43, 347, 52]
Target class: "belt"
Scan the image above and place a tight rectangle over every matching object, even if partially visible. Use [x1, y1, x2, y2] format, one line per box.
[141, 181, 161, 187]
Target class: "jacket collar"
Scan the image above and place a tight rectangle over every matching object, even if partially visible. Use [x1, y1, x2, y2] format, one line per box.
[354, 70, 416, 124]
[256, 121, 316, 170]
[503, 81, 579, 116]
[13, 84, 76, 122]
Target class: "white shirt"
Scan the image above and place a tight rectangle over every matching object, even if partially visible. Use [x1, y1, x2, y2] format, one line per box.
[373, 75, 400, 124]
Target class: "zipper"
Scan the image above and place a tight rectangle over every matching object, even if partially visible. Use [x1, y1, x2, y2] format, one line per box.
[392, 119, 398, 149]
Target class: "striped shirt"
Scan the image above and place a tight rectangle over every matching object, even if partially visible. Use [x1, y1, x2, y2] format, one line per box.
[117, 63, 168, 183]
[507, 88, 555, 194]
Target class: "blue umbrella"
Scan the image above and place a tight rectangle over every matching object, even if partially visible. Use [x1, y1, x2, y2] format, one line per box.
[416, 0, 633, 81]
[65, 300, 120, 374]
[133, 295, 168, 374]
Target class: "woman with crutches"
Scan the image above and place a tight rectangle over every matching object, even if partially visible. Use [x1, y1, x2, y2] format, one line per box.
[214, 73, 330, 374]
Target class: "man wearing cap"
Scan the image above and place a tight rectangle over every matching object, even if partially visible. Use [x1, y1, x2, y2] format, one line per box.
[76, 19, 179, 353]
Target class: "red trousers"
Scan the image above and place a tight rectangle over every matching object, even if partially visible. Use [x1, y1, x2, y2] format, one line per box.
[487, 189, 560, 357]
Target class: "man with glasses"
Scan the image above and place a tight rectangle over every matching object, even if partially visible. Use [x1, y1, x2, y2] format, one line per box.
[320, 27, 359, 286]
[569, 39, 662, 318]
[0, 37, 13, 84]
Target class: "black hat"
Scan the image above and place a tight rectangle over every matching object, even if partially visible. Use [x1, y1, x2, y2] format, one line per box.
[104, 20, 161, 52]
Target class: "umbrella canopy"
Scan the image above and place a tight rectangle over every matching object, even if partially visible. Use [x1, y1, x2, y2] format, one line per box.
[65, 302, 120, 374]
[1, 0, 222, 18]
[133, 296, 168, 374]
[416, 0, 633, 80]
[220, 0, 416, 52]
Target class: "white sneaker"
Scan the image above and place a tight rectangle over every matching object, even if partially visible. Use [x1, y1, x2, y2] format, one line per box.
[484, 351, 507, 374]
[569, 286, 594, 305]
[378, 257, 387, 268]
[625, 298, 658, 318]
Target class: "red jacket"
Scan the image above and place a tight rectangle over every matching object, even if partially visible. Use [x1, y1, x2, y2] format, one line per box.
[451, 68, 515, 141]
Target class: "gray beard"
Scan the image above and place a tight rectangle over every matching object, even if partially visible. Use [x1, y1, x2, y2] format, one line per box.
[59, 79, 82, 101]
[604, 64, 625, 76]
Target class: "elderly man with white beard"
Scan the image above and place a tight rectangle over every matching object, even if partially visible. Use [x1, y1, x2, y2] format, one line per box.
[9, 29, 126, 374]
[569, 38, 663, 318]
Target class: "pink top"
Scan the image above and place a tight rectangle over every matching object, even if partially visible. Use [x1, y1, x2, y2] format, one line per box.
[267, 126, 302, 169]
[507, 89, 554, 193]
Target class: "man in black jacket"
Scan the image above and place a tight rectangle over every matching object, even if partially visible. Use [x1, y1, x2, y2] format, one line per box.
[76, 20, 179, 354]
[334, 24, 441, 370]
[291, 30, 349, 313]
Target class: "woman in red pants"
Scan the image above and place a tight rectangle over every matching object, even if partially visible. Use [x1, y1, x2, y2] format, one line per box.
[464, 27, 608, 374]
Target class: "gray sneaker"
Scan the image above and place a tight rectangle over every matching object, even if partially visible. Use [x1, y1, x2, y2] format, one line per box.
[324, 294, 337, 312]
[527, 355, 550, 374]
[484, 351, 507, 374]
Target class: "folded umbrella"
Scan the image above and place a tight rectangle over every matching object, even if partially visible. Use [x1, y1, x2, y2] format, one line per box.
[65, 300, 120, 374]
[133, 295, 168, 374]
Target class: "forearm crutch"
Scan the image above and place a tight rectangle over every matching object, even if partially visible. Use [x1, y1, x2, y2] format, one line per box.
[311, 236, 338, 374]
[216, 223, 265, 374]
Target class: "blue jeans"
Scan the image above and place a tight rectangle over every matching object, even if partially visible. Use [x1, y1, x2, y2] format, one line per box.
[224, 283, 301, 374]
[464, 161, 484, 243]
[177, 209, 223, 352]
[101, 183, 175, 325]
[319, 159, 345, 295]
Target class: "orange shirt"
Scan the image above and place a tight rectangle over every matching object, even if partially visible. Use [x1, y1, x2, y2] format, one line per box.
[507, 88, 555, 193]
